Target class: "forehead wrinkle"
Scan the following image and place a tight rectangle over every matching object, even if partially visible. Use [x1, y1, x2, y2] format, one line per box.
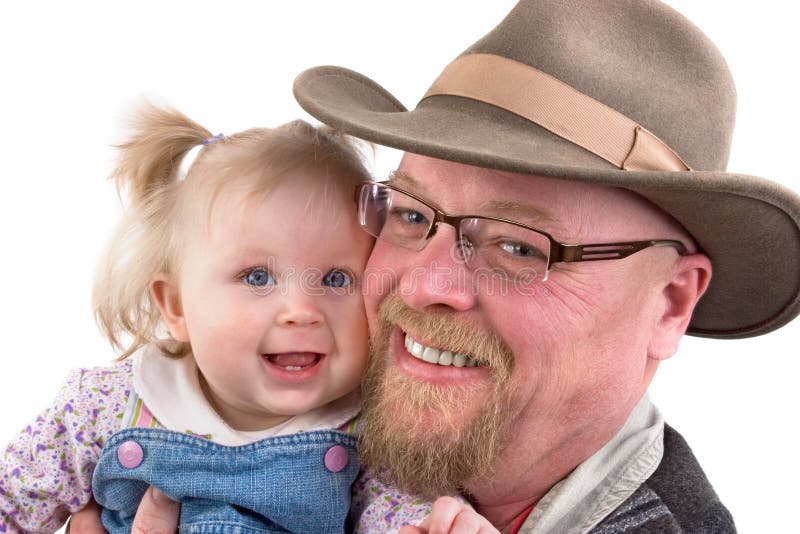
[478, 199, 563, 231]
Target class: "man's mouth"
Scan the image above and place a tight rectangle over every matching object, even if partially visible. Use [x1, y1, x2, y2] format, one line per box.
[263, 352, 322, 371]
[403, 332, 489, 368]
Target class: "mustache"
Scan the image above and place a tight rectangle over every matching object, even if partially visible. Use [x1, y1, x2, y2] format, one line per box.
[375, 295, 514, 381]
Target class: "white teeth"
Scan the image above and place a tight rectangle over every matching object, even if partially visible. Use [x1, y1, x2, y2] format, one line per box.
[403, 333, 486, 368]
[422, 347, 441, 363]
[285, 366, 302, 371]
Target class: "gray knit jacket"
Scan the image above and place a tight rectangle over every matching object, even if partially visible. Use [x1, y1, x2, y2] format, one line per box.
[590, 425, 736, 533]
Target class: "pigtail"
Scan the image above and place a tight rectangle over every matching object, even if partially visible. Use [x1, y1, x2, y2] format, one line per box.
[112, 104, 212, 203]
[94, 104, 212, 359]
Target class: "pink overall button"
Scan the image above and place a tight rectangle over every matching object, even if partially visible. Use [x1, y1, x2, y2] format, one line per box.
[323, 445, 349, 473]
[117, 440, 144, 469]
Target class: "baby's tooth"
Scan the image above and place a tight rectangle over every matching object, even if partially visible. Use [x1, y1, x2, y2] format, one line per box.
[439, 351, 454, 366]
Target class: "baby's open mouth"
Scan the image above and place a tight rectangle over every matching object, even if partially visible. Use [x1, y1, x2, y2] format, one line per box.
[263, 352, 322, 371]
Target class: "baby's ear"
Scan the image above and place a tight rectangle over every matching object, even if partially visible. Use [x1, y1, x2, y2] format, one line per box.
[150, 274, 189, 342]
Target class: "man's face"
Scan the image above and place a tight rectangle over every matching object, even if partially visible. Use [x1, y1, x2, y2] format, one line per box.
[359, 153, 688, 497]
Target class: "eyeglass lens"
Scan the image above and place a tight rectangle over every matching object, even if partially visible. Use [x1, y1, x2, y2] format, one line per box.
[358, 184, 552, 281]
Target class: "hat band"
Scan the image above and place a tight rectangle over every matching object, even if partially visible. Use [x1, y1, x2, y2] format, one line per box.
[421, 54, 691, 172]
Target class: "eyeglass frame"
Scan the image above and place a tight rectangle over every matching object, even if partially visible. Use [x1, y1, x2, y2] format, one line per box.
[355, 181, 688, 277]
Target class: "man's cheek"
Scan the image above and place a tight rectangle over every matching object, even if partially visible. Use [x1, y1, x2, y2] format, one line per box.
[364, 246, 403, 317]
[362, 281, 382, 337]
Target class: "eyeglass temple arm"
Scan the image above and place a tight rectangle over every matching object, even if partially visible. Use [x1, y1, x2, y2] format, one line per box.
[553, 240, 688, 265]
[353, 184, 364, 204]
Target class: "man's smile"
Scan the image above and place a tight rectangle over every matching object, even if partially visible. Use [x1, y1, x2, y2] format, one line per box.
[402, 331, 489, 368]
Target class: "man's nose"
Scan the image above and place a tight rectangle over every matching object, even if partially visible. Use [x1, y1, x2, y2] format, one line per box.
[275, 285, 325, 327]
[400, 223, 477, 312]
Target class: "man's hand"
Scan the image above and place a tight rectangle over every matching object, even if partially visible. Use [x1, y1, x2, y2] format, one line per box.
[66, 498, 106, 534]
[129, 487, 180, 533]
[66, 487, 179, 534]
[398, 496, 500, 534]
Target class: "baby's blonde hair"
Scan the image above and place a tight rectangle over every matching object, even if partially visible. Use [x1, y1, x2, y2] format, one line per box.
[93, 104, 372, 360]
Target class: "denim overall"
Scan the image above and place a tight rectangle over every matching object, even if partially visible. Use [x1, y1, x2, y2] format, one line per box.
[92, 427, 359, 534]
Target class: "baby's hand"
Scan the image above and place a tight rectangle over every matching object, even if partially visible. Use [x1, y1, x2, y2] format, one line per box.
[398, 496, 500, 534]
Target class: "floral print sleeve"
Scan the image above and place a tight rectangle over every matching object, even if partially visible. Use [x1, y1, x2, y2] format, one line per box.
[350, 470, 472, 533]
[0, 361, 132, 533]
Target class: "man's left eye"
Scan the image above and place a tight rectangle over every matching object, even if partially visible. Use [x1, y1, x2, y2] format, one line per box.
[322, 269, 352, 288]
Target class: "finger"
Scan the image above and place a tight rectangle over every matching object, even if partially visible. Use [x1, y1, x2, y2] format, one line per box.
[451, 509, 500, 534]
[426, 496, 466, 534]
[131, 486, 180, 534]
[449, 510, 485, 534]
[478, 520, 502, 534]
[67, 497, 107, 534]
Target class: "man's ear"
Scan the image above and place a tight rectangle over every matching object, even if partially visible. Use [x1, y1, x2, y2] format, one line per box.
[150, 274, 189, 342]
[648, 254, 712, 361]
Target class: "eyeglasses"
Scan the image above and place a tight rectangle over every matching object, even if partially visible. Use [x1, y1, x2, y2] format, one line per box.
[356, 181, 687, 282]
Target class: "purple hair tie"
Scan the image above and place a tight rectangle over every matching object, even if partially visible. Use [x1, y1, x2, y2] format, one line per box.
[203, 133, 224, 145]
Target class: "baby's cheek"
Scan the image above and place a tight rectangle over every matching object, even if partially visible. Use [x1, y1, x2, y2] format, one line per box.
[337, 301, 370, 350]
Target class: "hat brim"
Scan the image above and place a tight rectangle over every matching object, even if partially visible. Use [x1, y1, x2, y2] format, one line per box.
[294, 65, 800, 338]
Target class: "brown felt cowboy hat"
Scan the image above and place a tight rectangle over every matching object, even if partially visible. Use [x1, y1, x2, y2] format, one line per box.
[293, 0, 800, 339]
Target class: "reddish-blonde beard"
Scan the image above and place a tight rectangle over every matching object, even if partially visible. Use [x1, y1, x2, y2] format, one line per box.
[358, 295, 516, 498]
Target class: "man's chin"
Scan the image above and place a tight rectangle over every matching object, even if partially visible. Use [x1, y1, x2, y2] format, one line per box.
[373, 374, 488, 437]
[359, 367, 513, 498]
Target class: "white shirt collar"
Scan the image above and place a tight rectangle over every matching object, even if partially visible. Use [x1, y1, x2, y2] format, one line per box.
[520, 394, 665, 533]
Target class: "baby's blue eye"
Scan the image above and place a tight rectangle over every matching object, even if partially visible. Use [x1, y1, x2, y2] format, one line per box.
[243, 269, 275, 287]
[322, 269, 352, 288]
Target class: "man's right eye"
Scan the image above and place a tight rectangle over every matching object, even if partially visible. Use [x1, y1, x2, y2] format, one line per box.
[242, 268, 275, 287]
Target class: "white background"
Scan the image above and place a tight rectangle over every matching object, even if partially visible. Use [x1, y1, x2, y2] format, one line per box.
[0, 2, 797, 532]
